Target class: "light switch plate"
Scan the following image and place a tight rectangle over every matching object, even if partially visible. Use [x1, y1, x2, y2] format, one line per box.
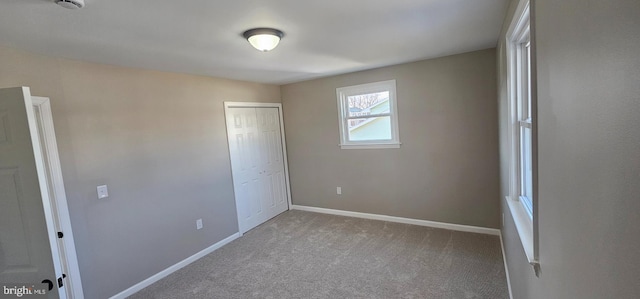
[97, 185, 109, 199]
[337, 187, 342, 195]
[196, 219, 203, 230]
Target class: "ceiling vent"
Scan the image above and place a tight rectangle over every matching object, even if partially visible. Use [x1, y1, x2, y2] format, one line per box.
[55, 0, 85, 9]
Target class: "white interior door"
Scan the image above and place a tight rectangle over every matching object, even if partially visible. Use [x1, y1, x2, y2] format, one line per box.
[226, 107, 264, 233]
[0, 87, 63, 298]
[256, 108, 288, 219]
[225, 104, 290, 234]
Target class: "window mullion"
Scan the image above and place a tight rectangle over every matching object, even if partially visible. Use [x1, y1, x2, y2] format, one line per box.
[519, 120, 532, 128]
[347, 113, 392, 120]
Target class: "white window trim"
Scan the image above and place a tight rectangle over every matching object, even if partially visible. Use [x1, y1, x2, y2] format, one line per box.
[517, 38, 533, 218]
[336, 80, 401, 149]
[505, 0, 539, 271]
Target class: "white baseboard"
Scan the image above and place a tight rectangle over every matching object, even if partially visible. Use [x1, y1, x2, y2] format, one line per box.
[291, 205, 500, 236]
[109, 232, 240, 299]
[500, 232, 514, 299]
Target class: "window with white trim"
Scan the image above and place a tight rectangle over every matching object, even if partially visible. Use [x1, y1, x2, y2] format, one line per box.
[517, 33, 533, 217]
[336, 80, 400, 149]
[506, 0, 538, 269]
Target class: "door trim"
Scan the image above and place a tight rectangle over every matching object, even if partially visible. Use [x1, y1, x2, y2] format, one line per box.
[223, 102, 293, 235]
[16, 87, 67, 298]
[32, 96, 84, 299]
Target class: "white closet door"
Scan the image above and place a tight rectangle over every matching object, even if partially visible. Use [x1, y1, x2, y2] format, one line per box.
[256, 108, 288, 218]
[226, 106, 289, 234]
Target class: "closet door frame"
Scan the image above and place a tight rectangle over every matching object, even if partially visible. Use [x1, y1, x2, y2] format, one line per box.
[223, 102, 292, 235]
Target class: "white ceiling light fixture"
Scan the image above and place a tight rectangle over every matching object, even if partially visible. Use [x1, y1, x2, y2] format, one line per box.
[242, 28, 284, 52]
[55, 0, 85, 9]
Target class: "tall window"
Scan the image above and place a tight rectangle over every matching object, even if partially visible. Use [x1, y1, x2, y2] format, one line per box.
[506, 0, 537, 267]
[336, 80, 400, 149]
[518, 38, 533, 217]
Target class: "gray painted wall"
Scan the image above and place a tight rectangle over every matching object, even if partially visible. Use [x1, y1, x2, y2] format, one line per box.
[281, 49, 501, 229]
[0, 46, 281, 298]
[498, 0, 640, 298]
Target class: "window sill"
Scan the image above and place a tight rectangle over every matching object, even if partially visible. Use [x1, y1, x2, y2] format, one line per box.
[339, 142, 401, 150]
[505, 196, 538, 267]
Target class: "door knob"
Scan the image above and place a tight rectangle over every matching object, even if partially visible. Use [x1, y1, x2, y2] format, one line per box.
[41, 279, 54, 291]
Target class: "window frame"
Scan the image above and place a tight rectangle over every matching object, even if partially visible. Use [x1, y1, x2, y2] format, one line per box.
[336, 80, 401, 149]
[505, 0, 539, 270]
[517, 36, 533, 217]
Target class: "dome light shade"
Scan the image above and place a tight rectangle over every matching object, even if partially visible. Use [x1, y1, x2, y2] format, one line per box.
[55, 0, 85, 9]
[243, 28, 284, 52]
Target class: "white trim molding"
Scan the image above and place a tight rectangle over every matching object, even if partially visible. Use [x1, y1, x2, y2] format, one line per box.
[291, 205, 500, 236]
[500, 233, 515, 299]
[32, 96, 85, 299]
[109, 233, 240, 299]
[505, 196, 535, 264]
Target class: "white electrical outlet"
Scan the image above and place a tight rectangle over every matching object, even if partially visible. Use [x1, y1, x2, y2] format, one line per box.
[97, 185, 109, 199]
[337, 187, 342, 195]
[196, 219, 203, 230]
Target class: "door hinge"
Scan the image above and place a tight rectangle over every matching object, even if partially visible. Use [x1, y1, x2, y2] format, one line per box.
[57, 231, 64, 238]
[58, 274, 66, 288]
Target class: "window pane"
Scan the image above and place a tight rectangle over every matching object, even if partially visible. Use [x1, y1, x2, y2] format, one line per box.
[526, 43, 532, 120]
[348, 91, 390, 117]
[348, 116, 391, 141]
[520, 126, 533, 215]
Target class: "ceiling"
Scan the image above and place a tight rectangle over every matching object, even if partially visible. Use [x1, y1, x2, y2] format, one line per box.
[0, 0, 509, 84]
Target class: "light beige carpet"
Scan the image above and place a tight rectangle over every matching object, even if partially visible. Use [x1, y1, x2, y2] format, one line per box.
[129, 210, 508, 299]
